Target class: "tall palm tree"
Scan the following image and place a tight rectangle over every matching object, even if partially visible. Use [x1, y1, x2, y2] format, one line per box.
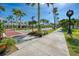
[31, 16, 35, 32]
[0, 5, 5, 40]
[26, 3, 54, 32]
[12, 9, 25, 29]
[7, 15, 14, 29]
[26, 3, 41, 33]
[56, 17, 59, 27]
[52, 7, 58, 29]
[12, 9, 20, 29]
[46, 3, 59, 29]
[19, 12, 26, 29]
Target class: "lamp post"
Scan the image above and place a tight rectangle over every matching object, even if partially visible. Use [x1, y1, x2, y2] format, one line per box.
[66, 9, 74, 35]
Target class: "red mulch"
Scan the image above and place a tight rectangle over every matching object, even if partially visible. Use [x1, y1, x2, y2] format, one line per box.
[5, 29, 21, 37]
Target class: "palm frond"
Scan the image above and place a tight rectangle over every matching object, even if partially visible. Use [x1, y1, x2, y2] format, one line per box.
[31, 3, 35, 7]
[0, 5, 5, 11]
[25, 3, 30, 5]
[47, 3, 50, 7]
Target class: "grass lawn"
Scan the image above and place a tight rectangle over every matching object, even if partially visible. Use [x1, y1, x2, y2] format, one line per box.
[42, 29, 54, 34]
[32, 28, 55, 34]
[64, 29, 79, 56]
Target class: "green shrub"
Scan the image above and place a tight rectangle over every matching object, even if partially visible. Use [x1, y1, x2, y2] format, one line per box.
[62, 27, 68, 32]
[28, 31, 43, 37]
[1, 38, 16, 47]
[42, 31, 48, 35]
[0, 43, 6, 53]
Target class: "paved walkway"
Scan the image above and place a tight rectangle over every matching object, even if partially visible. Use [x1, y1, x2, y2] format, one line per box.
[9, 28, 69, 56]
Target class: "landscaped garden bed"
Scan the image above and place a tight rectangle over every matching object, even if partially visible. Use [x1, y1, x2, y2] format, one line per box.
[28, 29, 54, 37]
[0, 38, 18, 55]
[64, 29, 79, 56]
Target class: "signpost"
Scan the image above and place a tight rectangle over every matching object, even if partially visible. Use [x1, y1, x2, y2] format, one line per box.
[66, 9, 74, 35]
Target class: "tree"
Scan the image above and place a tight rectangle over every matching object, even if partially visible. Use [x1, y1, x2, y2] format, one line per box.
[0, 20, 5, 40]
[71, 18, 75, 29]
[26, 3, 41, 32]
[52, 7, 59, 29]
[59, 19, 77, 29]
[29, 15, 37, 32]
[19, 12, 26, 29]
[28, 20, 37, 32]
[56, 17, 59, 27]
[7, 15, 14, 29]
[26, 3, 55, 32]
[74, 19, 79, 29]
[0, 5, 5, 11]
[41, 19, 49, 25]
[50, 23, 54, 28]
[46, 4, 59, 29]
[31, 16, 35, 32]
[0, 5, 5, 40]
[59, 19, 69, 27]
[12, 8, 25, 29]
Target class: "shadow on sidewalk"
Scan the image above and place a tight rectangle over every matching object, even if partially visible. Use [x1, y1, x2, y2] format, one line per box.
[13, 35, 39, 44]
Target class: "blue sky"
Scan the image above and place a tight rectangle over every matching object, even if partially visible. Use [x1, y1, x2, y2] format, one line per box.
[0, 3, 79, 23]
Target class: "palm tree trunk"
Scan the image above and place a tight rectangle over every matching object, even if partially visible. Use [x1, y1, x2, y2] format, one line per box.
[19, 16, 22, 29]
[11, 20, 13, 29]
[54, 15, 56, 29]
[7, 20, 8, 28]
[32, 24, 33, 32]
[32, 19, 34, 32]
[12, 18, 14, 29]
[53, 4, 56, 29]
[0, 33, 3, 40]
[72, 24, 74, 29]
[16, 17, 18, 29]
[43, 21, 44, 26]
[37, 3, 41, 32]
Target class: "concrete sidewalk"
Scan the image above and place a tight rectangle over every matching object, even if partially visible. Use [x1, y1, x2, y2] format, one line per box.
[9, 28, 69, 56]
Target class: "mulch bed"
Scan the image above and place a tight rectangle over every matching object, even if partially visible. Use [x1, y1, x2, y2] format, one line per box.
[5, 29, 21, 37]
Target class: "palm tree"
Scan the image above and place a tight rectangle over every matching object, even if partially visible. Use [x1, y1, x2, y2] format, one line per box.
[26, 3, 42, 33]
[26, 3, 55, 33]
[0, 5, 5, 40]
[74, 19, 79, 29]
[29, 16, 37, 32]
[56, 17, 59, 27]
[52, 7, 58, 29]
[0, 5, 5, 11]
[31, 16, 35, 32]
[41, 19, 49, 25]
[28, 20, 37, 32]
[71, 18, 75, 29]
[24, 21, 28, 28]
[12, 8, 25, 29]
[7, 15, 14, 29]
[0, 20, 5, 40]
[19, 12, 26, 29]
[12, 9, 20, 29]
[47, 4, 59, 29]
[50, 23, 54, 28]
